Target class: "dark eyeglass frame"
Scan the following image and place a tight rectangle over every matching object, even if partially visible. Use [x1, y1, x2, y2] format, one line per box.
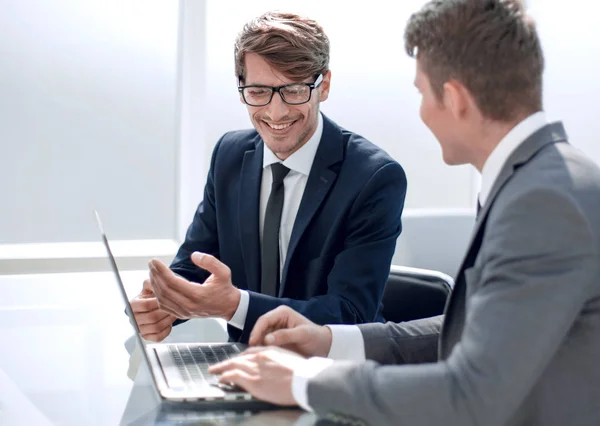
[237, 74, 324, 106]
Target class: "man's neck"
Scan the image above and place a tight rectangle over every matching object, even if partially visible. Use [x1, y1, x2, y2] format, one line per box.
[472, 111, 535, 172]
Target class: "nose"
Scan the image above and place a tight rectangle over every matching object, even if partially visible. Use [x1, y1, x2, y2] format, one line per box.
[264, 91, 291, 122]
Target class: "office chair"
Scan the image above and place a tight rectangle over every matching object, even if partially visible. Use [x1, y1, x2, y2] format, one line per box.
[381, 265, 454, 323]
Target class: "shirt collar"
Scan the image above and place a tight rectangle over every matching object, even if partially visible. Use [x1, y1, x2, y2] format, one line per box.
[262, 112, 323, 176]
[479, 111, 547, 205]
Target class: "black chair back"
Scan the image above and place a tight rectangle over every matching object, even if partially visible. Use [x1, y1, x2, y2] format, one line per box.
[381, 266, 453, 323]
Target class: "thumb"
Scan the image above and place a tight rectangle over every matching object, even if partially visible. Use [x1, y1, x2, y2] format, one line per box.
[141, 279, 155, 297]
[265, 327, 306, 347]
[191, 252, 231, 281]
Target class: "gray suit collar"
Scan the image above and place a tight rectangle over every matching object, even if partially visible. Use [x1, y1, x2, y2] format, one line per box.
[478, 122, 568, 222]
[456, 122, 568, 278]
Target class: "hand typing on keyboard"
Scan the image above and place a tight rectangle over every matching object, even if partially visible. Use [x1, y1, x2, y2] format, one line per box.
[169, 344, 243, 389]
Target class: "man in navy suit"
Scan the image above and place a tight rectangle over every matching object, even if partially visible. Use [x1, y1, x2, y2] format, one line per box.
[130, 12, 407, 343]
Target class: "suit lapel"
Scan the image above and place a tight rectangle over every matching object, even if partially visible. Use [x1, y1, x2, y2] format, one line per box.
[238, 138, 263, 293]
[462, 122, 568, 270]
[439, 122, 568, 359]
[279, 115, 344, 295]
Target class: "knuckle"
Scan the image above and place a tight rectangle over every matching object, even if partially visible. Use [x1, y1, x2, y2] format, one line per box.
[255, 352, 268, 362]
[144, 332, 157, 342]
[247, 375, 260, 385]
[144, 323, 159, 333]
[150, 311, 163, 323]
[222, 267, 232, 281]
[222, 372, 235, 382]
[230, 359, 243, 368]
[137, 315, 146, 326]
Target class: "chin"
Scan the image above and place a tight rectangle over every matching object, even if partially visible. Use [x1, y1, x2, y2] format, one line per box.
[441, 150, 460, 166]
[443, 155, 469, 166]
[442, 156, 459, 166]
[442, 157, 456, 166]
[264, 138, 296, 157]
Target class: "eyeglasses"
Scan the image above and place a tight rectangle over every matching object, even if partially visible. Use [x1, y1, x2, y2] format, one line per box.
[238, 74, 324, 107]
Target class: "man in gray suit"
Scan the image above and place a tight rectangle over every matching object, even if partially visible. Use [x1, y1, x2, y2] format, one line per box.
[209, 1, 600, 425]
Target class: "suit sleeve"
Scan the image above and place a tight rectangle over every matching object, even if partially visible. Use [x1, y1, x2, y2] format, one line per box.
[306, 188, 598, 426]
[358, 315, 443, 365]
[238, 161, 407, 342]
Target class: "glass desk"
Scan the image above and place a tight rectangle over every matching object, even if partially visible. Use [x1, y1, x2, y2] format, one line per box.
[0, 271, 319, 425]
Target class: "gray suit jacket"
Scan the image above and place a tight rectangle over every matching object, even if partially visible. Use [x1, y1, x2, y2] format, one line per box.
[307, 122, 600, 426]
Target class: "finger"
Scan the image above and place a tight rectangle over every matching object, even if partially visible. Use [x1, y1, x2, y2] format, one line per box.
[249, 321, 276, 346]
[218, 370, 255, 392]
[208, 359, 233, 374]
[144, 323, 172, 342]
[149, 260, 200, 302]
[138, 312, 174, 334]
[137, 309, 172, 327]
[148, 279, 185, 318]
[148, 267, 165, 298]
[148, 260, 176, 288]
[208, 356, 257, 375]
[240, 346, 269, 355]
[131, 296, 160, 314]
[155, 297, 184, 319]
[248, 306, 291, 346]
[141, 279, 154, 296]
[191, 252, 231, 281]
[148, 267, 189, 310]
[264, 328, 307, 347]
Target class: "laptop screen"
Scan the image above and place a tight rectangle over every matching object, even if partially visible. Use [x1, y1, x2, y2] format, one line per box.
[94, 211, 154, 367]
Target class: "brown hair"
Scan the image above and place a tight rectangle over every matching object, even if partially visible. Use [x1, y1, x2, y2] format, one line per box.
[405, 0, 544, 121]
[234, 11, 330, 83]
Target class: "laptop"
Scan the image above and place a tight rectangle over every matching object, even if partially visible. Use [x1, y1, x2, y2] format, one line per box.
[94, 211, 275, 410]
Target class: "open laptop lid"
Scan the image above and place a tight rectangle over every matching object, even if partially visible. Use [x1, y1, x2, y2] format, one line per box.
[94, 211, 161, 391]
[95, 212, 280, 411]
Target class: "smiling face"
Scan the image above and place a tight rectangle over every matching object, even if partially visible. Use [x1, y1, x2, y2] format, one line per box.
[241, 53, 330, 160]
[414, 59, 473, 166]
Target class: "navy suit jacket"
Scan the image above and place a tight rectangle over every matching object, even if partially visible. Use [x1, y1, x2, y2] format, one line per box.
[170, 114, 407, 342]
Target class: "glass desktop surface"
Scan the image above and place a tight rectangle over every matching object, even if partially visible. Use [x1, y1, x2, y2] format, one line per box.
[0, 271, 317, 426]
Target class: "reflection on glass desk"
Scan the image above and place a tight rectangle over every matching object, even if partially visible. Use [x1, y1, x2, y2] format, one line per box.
[0, 271, 318, 425]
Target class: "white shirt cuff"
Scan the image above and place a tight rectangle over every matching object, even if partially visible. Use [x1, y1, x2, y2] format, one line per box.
[292, 357, 335, 412]
[326, 324, 366, 362]
[227, 289, 249, 330]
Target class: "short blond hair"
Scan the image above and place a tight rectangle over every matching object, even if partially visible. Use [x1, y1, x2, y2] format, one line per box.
[234, 11, 330, 82]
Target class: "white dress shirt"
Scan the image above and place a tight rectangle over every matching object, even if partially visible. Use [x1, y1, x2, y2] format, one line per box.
[291, 111, 549, 412]
[228, 113, 324, 330]
[479, 111, 547, 205]
[292, 324, 365, 411]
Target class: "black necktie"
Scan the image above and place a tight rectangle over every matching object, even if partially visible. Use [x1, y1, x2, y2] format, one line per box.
[476, 198, 482, 218]
[261, 163, 290, 297]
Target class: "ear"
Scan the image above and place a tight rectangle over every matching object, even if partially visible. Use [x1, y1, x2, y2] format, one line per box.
[318, 70, 332, 102]
[237, 76, 246, 105]
[442, 79, 469, 120]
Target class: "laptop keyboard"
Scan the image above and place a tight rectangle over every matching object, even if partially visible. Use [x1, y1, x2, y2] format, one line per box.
[168, 344, 241, 389]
